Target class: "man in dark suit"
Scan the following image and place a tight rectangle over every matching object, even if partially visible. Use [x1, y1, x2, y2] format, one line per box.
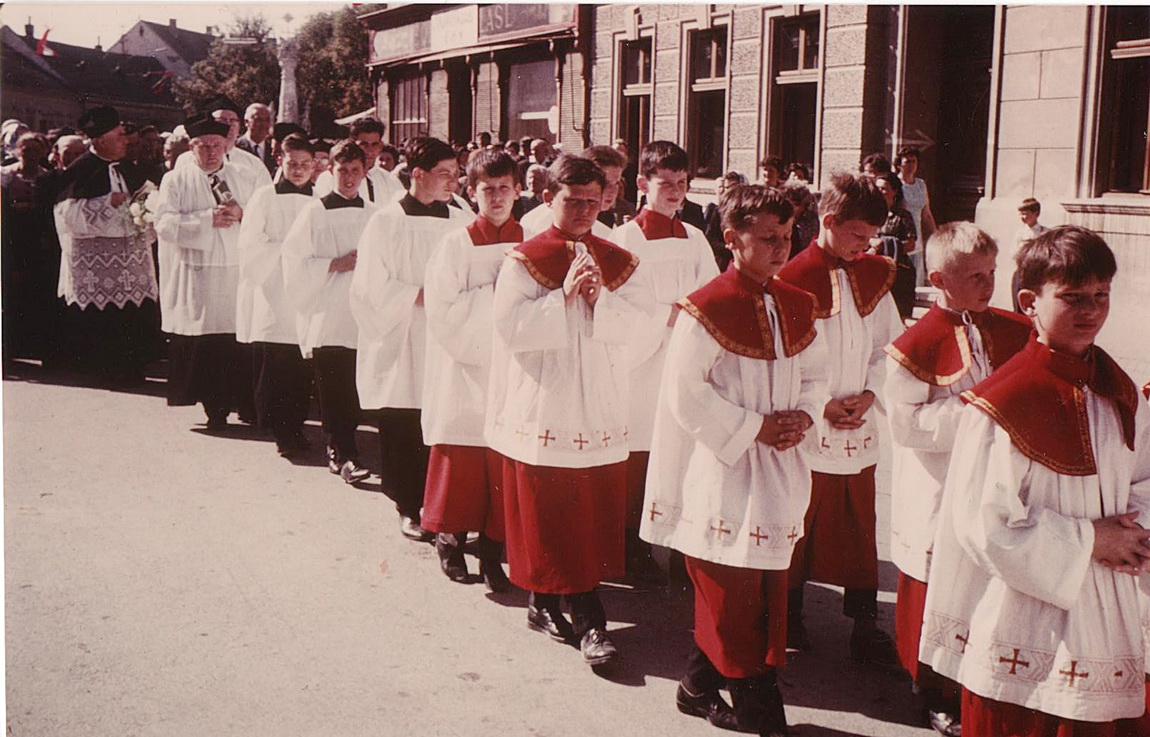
[235, 103, 276, 174]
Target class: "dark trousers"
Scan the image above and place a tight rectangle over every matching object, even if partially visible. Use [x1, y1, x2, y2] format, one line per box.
[167, 333, 241, 419]
[253, 342, 311, 444]
[234, 342, 256, 422]
[312, 346, 361, 463]
[59, 299, 161, 375]
[529, 590, 606, 635]
[788, 584, 878, 623]
[375, 407, 429, 518]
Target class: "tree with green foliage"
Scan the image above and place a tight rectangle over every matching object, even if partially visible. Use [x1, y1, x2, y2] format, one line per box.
[175, 15, 281, 115]
[295, 6, 374, 123]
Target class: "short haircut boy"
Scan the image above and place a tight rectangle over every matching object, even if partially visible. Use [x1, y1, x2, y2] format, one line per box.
[544, 155, 606, 194]
[280, 133, 314, 156]
[818, 171, 888, 227]
[895, 147, 920, 163]
[759, 154, 784, 172]
[349, 117, 386, 139]
[581, 144, 627, 172]
[404, 136, 456, 173]
[720, 184, 794, 232]
[330, 139, 366, 166]
[925, 221, 998, 274]
[1017, 197, 1041, 214]
[639, 140, 689, 179]
[781, 179, 814, 211]
[1016, 224, 1117, 292]
[465, 148, 518, 187]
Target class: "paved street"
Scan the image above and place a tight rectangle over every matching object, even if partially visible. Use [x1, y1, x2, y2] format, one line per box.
[5, 361, 933, 737]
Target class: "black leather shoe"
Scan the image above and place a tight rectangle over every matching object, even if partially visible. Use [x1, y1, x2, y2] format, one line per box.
[850, 620, 900, 668]
[675, 684, 741, 731]
[205, 412, 228, 431]
[480, 557, 511, 593]
[326, 446, 340, 474]
[579, 627, 618, 666]
[435, 533, 469, 583]
[399, 515, 434, 543]
[928, 709, 961, 737]
[527, 603, 575, 642]
[339, 459, 371, 484]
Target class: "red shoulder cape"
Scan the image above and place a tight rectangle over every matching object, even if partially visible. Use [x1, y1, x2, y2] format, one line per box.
[777, 241, 895, 318]
[885, 303, 1033, 386]
[467, 215, 523, 246]
[678, 266, 817, 360]
[962, 336, 1139, 475]
[632, 208, 687, 240]
[508, 225, 639, 292]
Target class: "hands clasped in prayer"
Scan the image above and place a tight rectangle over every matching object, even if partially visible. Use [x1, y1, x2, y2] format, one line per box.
[212, 201, 243, 229]
[564, 250, 602, 307]
[757, 410, 814, 451]
[823, 390, 875, 430]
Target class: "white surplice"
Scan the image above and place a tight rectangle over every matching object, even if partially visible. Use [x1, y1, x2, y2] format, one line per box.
[280, 197, 377, 356]
[882, 329, 991, 582]
[235, 184, 313, 345]
[349, 201, 470, 410]
[919, 396, 1150, 722]
[612, 219, 719, 450]
[640, 297, 829, 569]
[420, 229, 513, 447]
[314, 166, 403, 206]
[484, 250, 655, 469]
[802, 277, 903, 474]
[154, 160, 261, 336]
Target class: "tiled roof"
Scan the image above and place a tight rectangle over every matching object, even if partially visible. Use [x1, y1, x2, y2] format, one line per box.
[136, 20, 214, 66]
[2, 26, 178, 107]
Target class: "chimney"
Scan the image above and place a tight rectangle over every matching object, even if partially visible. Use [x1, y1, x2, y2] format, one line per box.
[169, 18, 177, 29]
[24, 19, 34, 40]
[94, 38, 102, 52]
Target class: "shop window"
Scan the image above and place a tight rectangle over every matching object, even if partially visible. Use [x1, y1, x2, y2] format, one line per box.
[504, 58, 555, 143]
[389, 73, 428, 144]
[687, 27, 728, 179]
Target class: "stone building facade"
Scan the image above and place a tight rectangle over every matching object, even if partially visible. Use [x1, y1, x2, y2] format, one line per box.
[360, 4, 1149, 372]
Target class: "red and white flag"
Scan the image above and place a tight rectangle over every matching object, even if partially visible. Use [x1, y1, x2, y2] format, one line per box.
[36, 29, 56, 56]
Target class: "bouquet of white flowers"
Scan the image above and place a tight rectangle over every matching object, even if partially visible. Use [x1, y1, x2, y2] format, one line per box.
[127, 181, 160, 240]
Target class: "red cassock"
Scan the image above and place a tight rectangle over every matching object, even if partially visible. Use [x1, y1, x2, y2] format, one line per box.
[420, 216, 523, 540]
[497, 226, 639, 594]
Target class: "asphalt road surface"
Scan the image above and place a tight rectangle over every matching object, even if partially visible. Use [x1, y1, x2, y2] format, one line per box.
[4, 361, 934, 737]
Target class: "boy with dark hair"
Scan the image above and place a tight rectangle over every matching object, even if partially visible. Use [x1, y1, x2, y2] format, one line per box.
[1011, 198, 1050, 312]
[759, 154, 784, 188]
[642, 184, 827, 736]
[520, 150, 618, 239]
[882, 222, 1032, 736]
[421, 149, 521, 591]
[486, 155, 653, 667]
[777, 171, 904, 664]
[282, 140, 376, 483]
[237, 133, 316, 458]
[613, 140, 719, 581]
[352, 136, 471, 542]
[315, 116, 402, 205]
[920, 225, 1150, 735]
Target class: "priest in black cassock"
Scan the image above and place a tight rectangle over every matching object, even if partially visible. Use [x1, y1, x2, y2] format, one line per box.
[52, 105, 161, 381]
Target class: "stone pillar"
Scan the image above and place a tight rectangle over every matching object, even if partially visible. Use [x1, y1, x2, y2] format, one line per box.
[277, 37, 300, 124]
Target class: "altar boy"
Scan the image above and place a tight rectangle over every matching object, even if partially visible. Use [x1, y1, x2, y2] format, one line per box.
[421, 148, 522, 592]
[919, 225, 1150, 735]
[641, 184, 827, 736]
[485, 155, 653, 667]
[882, 222, 1031, 736]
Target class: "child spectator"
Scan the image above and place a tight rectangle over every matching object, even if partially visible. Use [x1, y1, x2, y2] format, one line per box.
[351, 136, 472, 542]
[782, 179, 820, 261]
[485, 155, 653, 667]
[612, 140, 720, 582]
[1011, 198, 1050, 312]
[871, 172, 918, 319]
[919, 224, 1150, 735]
[420, 149, 522, 592]
[703, 171, 748, 270]
[641, 184, 827, 736]
[777, 171, 904, 665]
[759, 154, 784, 188]
[281, 140, 377, 483]
[882, 222, 1032, 736]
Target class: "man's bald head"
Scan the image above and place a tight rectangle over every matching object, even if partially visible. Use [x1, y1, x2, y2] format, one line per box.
[244, 103, 273, 144]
